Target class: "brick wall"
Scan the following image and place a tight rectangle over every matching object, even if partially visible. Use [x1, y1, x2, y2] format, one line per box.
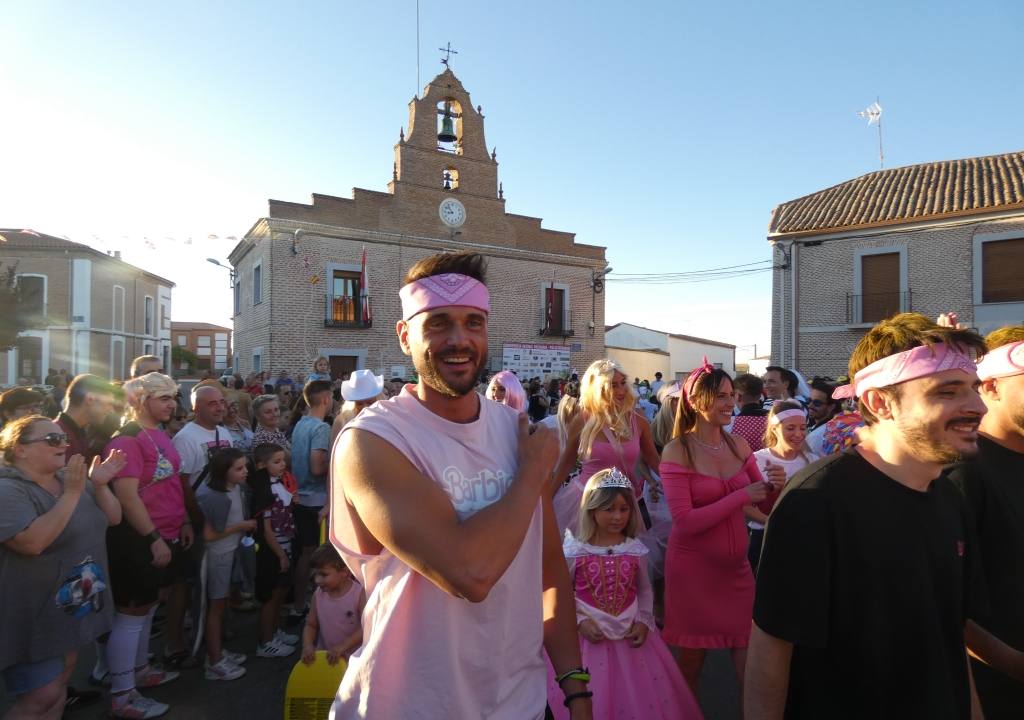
[231, 227, 605, 379]
[771, 216, 1024, 378]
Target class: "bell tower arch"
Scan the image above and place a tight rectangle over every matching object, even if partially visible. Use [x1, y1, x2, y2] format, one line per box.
[393, 68, 499, 198]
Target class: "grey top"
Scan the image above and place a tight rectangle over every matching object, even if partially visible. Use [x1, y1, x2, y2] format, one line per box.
[0, 466, 114, 670]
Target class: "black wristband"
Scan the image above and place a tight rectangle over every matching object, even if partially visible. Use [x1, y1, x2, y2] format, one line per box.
[563, 691, 593, 708]
[146, 530, 162, 544]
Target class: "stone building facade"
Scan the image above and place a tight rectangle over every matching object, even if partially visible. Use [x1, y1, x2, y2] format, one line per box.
[228, 69, 609, 381]
[1, 230, 174, 384]
[769, 151, 1024, 377]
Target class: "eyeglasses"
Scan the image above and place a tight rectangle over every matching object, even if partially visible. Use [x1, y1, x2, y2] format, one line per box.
[22, 432, 69, 448]
[808, 399, 828, 407]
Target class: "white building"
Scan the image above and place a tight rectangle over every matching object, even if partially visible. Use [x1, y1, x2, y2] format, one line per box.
[605, 322, 736, 379]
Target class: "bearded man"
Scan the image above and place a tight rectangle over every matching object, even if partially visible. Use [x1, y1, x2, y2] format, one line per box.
[329, 252, 591, 719]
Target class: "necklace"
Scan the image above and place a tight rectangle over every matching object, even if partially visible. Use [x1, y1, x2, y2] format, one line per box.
[691, 434, 724, 451]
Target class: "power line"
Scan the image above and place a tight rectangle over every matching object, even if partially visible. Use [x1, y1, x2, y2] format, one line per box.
[605, 259, 776, 284]
[609, 259, 772, 277]
[606, 267, 775, 285]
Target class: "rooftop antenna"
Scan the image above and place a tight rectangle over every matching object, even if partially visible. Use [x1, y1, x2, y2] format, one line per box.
[857, 98, 884, 169]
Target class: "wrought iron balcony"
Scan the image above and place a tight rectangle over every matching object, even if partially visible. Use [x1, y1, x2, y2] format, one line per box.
[539, 319, 574, 338]
[324, 295, 372, 328]
[846, 291, 912, 325]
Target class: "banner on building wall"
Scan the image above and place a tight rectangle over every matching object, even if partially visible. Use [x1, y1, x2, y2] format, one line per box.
[502, 343, 572, 379]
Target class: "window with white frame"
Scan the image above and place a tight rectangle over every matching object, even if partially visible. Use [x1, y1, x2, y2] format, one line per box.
[233, 279, 242, 316]
[17, 275, 46, 317]
[852, 246, 908, 324]
[252, 348, 263, 372]
[177, 335, 187, 346]
[253, 262, 263, 305]
[197, 336, 211, 347]
[538, 282, 571, 334]
[144, 296, 154, 335]
[112, 286, 125, 331]
[980, 237, 1024, 303]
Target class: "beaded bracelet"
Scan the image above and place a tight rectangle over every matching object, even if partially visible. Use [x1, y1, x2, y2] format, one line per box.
[563, 691, 593, 708]
[555, 667, 591, 686]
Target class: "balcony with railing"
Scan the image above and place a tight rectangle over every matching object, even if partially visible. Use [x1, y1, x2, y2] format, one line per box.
[539, 317, 574, 338]
[846, 291, 912, 325]
[324, 294, 372, 328]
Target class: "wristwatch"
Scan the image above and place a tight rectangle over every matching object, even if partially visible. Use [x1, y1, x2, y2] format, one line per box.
[146, 530, 163, 544]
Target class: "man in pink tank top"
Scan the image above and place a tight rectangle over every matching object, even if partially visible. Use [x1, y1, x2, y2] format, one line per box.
[329, 251, 593, 719]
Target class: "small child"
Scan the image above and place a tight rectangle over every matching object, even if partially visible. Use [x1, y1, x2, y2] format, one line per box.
[249, 443, 299, 657]
[196, 448, 255, 681]
[307, 356, 332, 382]
[547, 468, 703, 719]
[301, 543, 364, 666]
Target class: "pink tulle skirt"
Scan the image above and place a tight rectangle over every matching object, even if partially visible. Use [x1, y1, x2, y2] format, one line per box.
[546, 633, 703, 720]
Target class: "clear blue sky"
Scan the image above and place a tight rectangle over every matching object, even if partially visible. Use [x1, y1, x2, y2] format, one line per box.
[4, 1, 1023, 359]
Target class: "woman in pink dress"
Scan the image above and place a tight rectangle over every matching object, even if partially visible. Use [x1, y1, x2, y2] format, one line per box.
[660, 359, 773, 696]
[552, 360, 660, 536]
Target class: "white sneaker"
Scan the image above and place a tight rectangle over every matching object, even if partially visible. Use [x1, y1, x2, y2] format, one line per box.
[256, 639, 296, 658]
[223, 650, 248, 666]
[204, 658, 246, 681]
[274, 629, 300, 646]
[110, 690, 169, 719]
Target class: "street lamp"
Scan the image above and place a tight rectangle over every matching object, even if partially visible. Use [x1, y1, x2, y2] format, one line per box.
[207, 258, 236, 287]
[589, 266, 613, 336]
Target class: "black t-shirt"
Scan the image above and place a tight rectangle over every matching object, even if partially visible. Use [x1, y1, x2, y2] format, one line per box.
[949, 435, 1024, 719]
[754, 450, 981, 720]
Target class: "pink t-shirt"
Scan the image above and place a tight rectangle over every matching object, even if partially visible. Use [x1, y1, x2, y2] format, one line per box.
[107, 425, 186, 540]
[315, 583, 361, 650]
[329, 386, 546, 720]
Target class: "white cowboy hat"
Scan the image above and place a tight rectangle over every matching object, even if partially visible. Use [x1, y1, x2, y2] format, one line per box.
[341, 369, 385, 402]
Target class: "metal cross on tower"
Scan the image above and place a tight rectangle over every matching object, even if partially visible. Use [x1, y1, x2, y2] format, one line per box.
[439, 42, 458, 67]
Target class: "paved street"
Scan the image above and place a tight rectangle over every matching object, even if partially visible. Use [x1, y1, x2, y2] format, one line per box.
[4, 607, 743, 720]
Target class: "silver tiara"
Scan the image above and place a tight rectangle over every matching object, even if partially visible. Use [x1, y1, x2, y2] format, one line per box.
[592, 467, 632, 491]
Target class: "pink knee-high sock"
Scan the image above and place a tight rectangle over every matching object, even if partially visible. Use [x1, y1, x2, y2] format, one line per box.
[108, 613, 145, 694]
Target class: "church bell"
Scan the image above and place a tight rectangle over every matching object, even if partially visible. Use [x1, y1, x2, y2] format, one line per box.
[438, 104, 458, 143]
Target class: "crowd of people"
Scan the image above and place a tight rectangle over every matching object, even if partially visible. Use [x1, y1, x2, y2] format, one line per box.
[3, 249, 1023, 720]
[0, 358, 393, 719]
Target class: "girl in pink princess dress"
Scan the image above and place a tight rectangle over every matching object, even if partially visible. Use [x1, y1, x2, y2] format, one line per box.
[547, 468, 703, 720]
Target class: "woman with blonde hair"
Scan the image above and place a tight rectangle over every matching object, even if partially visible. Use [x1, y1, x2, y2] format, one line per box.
[659, 359, 781, 697]
[745, 400, 817, 574]
[0, 417, 123, 719]
[551, 359, 660, 535]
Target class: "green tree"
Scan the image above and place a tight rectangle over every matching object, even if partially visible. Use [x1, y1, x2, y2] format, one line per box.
[172, 345, 199, 375]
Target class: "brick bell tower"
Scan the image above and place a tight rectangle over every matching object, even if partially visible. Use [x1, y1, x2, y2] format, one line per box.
[390, 67, 503, 214]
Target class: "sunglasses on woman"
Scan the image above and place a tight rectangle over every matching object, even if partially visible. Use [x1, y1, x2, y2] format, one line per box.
[22, 432, 69, 447]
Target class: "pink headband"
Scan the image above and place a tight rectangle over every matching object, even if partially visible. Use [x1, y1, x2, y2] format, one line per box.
[976, 341, 1024, 381]
[399, 273, 491, 321]
[769, 408, 806, 425]
[832, 343, 977, 400]
[682, 356, 715, 406]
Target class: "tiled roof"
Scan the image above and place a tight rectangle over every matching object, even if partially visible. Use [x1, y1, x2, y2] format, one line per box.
[769, 150, 1024, 237]
[0, 229, 176, 286]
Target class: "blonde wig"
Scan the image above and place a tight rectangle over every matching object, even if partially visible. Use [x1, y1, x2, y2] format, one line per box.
[578, 359, 636, 460]
[555, 394, 579, 451]
[576, 468, 642, 543]
[123, 372, 178, 422]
